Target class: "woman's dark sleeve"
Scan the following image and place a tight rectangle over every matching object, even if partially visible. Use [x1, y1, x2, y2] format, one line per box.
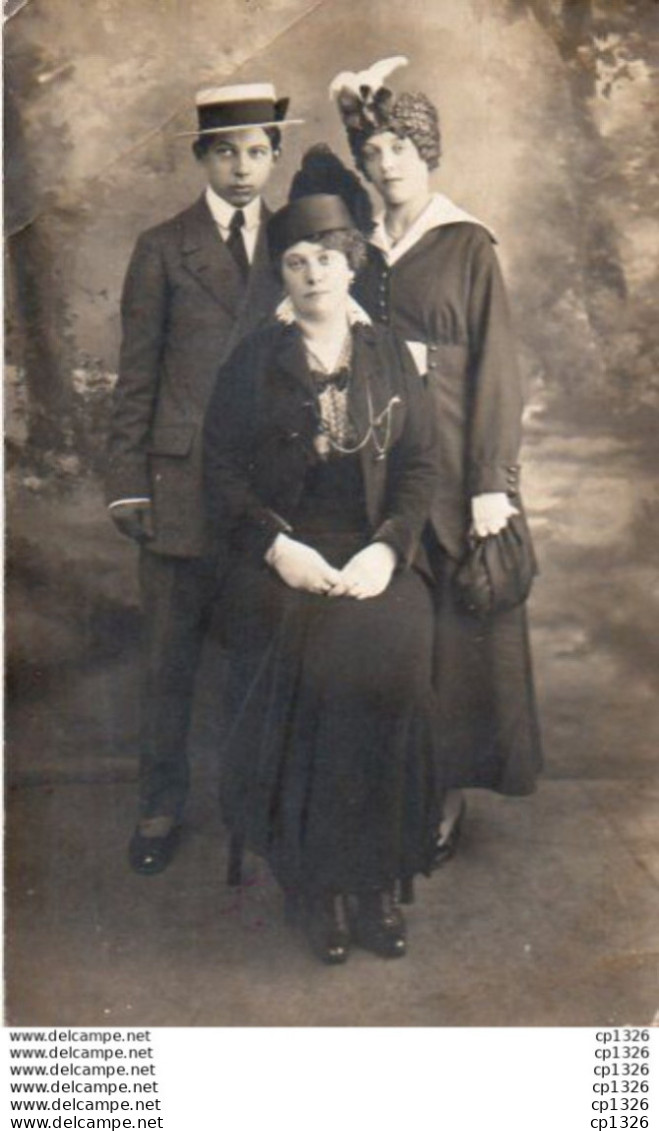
[465, 231, 523, 497]
[371, 335, 440, 566]
[203, 334, 292, 560]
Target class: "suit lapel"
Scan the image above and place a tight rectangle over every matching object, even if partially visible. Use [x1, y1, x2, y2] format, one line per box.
[228, 209, 280, 349]
[349, 324, 382, 436]
[179, 196, 244, 316]
[351, 326, 390, 525]
[273, 323, 317, 397]
[247, 215, 279, 311]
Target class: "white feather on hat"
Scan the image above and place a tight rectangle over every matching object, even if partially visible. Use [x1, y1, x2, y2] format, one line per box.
[328, 56, 408, 101]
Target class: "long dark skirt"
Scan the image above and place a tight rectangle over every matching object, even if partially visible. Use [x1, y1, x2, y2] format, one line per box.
[219, 543, 442, 897]
[430, 542, 543, 795]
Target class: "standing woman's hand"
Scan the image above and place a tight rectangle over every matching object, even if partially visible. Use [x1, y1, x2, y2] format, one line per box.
[471, 492, 519, 538]
[265, 534, 342, 594]
[329, 542, 398, 600]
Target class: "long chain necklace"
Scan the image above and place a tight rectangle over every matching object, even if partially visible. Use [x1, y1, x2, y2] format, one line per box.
[304, 331, 402, 461]
[318, 386, 402, 461]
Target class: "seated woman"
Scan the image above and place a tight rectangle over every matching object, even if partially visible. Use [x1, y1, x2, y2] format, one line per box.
[203, 171, 443, 965]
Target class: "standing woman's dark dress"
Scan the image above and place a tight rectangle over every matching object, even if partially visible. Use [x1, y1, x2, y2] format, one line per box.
[355, 206, 543, 795]
[203, 317, 442, 900]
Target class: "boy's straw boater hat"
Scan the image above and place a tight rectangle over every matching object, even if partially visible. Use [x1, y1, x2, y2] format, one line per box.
[177, 82, 304, 137]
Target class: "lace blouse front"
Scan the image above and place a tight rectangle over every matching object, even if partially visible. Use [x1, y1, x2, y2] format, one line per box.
[303, 331, 356, 452]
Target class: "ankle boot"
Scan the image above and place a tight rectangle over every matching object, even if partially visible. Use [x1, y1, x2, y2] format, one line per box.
[349, 889, 406, 959]
[305, 892, 350, 965]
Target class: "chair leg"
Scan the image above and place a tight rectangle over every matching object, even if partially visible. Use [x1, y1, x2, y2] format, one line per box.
[399, 876, 415, 904]
[227, 832, 244, 887]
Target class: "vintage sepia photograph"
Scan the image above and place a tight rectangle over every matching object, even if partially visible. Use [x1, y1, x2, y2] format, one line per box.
[5, 0, 658, 1031]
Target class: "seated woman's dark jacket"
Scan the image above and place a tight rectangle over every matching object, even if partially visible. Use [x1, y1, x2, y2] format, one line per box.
[203, 320, 440, 570]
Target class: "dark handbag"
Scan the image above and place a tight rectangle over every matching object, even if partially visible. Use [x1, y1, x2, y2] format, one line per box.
[452, 506, 537, 618]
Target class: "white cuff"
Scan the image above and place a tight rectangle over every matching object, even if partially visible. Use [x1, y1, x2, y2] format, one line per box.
[108, 497, 151, 510]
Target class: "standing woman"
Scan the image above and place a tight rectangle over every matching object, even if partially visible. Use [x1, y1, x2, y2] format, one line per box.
[203, 161, 443, 964]
[332, 58, 542, 853]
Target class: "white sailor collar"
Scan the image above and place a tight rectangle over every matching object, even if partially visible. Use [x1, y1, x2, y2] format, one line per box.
[370, 192, 496, 266]
[275, 294, 373, 326]
[205, 187, 262, 230]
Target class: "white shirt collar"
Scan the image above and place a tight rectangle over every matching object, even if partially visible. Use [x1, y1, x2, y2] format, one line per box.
[370, 192, 495, 265]
[205, 187, 262, 230]
[275, 295, 372, 326]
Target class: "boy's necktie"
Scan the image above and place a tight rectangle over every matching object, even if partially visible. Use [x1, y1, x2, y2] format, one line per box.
[226, 209, 249, 279]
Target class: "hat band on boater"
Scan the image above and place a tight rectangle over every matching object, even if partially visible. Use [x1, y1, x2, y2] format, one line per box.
[197, 97, 289, 133]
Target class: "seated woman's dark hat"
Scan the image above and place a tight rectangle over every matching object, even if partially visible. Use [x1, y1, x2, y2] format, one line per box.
[267, 195, 356, 260]
[177, 82, 304, 137]
[267, 144, 374, 259]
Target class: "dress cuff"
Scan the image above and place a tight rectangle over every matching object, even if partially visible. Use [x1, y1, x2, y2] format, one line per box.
[370, 521, 408, 567]
[468, 463, 520, 496]
[243, 509, 293, 563]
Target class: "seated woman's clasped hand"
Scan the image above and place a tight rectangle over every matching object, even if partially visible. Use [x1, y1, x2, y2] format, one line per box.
[265, 533, 342, 594]
[267, 535, 397, 600]
[328, 541, 398, 599]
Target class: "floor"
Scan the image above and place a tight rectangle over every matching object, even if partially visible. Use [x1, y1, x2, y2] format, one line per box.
[5, 767, 658, 1027]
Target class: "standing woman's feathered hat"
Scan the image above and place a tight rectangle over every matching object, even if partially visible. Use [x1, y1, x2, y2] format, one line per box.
[329, 56, 441, 172]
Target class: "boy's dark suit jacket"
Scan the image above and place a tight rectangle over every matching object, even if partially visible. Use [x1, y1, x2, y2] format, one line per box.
[106, 194, 281, 557]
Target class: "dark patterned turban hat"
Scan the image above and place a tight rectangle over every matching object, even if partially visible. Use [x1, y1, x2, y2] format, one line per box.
[329, 56, 441, 172]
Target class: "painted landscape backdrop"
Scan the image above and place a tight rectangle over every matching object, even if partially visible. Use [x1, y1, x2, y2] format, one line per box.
[5, 0, 658, 786]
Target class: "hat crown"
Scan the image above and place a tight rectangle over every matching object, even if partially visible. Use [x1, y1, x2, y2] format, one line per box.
[195, 83, 276, 107]
[267, 194, 355, 260]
